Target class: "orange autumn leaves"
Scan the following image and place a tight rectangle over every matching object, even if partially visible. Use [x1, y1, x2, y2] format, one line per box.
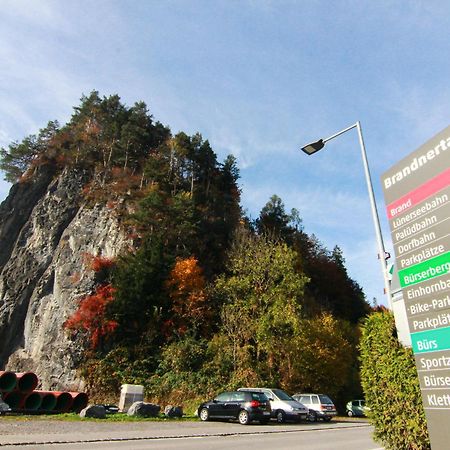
[165, 256, 210, 336]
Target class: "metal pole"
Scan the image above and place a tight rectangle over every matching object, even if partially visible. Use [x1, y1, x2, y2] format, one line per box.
[323, 123, 357, 143]
[319, 122, 393, 308]
[355, 121, 393, 308]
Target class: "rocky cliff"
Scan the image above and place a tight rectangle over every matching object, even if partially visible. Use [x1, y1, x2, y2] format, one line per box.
[0, 167, 129, 390]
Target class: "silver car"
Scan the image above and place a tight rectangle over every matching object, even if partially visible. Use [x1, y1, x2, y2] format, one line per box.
[293, 393, 337, 422]
[238, 387, 308, 423]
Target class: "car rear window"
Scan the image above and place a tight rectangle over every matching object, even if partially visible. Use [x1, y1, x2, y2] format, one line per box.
[319, 395, 333, 404]
[250, 392, 269, 402]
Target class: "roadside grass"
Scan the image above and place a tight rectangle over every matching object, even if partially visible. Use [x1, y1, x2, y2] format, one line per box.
[0, 412, 198, 422]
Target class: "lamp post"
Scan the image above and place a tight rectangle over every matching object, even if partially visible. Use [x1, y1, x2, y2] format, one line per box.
[301, 121, 392, 308]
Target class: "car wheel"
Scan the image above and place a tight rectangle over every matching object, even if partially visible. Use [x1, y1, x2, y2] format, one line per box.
[276, 410, 286, 423]
[199, 408, 209, 422]
[323, 416, 332, 422]
[308, 411, 317, 422]
[238, 409, 250, 425]
[347, 410, 353, 417]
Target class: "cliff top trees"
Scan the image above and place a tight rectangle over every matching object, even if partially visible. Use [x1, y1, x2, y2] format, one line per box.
[0, 121, 61, 182]
[0, 92, 171, 184]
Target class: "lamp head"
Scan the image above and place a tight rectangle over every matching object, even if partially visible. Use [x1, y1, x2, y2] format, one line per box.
[301, 139, 325, 155]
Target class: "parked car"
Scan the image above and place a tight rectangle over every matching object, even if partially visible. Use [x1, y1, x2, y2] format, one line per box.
[346, 399, 369, 417]
[292, 393, 337, 422]
[197, 390, 271, 425]
[238, 387, 308, 423]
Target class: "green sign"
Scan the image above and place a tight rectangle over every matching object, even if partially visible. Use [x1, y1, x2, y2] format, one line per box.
[412, 326, 450, 353]
[399, 252, 450, 288]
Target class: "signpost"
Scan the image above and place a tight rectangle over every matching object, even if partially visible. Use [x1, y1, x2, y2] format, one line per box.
[382, 125, 450, 449]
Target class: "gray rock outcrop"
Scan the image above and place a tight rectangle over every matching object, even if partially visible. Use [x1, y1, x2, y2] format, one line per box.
[0, 166, 130, 390]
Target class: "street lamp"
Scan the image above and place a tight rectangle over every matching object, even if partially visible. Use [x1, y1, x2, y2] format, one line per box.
[301, 121, 392, 308]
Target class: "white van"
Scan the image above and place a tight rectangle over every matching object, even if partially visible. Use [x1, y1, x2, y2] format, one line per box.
[238, 387, 308, 423]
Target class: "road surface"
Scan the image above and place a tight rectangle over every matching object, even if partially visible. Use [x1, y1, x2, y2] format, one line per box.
[0, 418, 383, 449]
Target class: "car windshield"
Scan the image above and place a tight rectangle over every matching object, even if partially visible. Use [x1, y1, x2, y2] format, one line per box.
[272, 389, 294, 401]
[319, 395, 333, 404]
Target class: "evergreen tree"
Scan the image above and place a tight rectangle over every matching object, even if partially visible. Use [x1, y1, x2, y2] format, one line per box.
[110, 236, 170, 345]
[255, 194, 302, 244]
[0, 121, 60, 182]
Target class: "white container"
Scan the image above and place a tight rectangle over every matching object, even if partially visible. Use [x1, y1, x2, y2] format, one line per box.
[119, 384, 144, 412]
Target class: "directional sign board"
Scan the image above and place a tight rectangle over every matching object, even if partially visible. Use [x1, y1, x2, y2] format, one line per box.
[382, 125, 450, 449]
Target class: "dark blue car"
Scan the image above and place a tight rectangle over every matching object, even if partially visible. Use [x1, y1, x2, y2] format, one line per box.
[198, 390, 271, 425]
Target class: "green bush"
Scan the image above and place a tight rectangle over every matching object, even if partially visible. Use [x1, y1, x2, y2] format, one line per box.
[80, 345, 159, 403]
[145, 337, 225, 411]
[359, 311, 430, 450]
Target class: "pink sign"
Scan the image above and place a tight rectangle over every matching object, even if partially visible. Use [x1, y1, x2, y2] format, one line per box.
[386, 167, 450, 220]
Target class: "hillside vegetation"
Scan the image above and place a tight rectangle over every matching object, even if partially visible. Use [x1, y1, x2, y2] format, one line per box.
[1, 92, 371, 409]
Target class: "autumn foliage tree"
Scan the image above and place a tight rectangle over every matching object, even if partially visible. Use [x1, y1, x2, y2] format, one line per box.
[278, 313, 354, 398]
[65, 284, 118, 349]
[165, 256, 210, 336]
[213, 230, 308, 385]
[65, 254, 117, 349]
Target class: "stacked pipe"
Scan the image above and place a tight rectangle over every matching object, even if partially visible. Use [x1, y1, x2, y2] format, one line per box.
[0, 371, 88, 413]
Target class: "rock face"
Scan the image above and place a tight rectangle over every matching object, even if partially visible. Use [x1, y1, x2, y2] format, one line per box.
[0, 166, 129, 390]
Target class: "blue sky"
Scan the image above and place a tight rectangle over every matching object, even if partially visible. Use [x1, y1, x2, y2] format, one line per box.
[1, 0, 449, 306]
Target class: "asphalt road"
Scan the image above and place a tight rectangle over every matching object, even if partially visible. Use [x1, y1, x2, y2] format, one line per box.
[0, 419, 382, 449]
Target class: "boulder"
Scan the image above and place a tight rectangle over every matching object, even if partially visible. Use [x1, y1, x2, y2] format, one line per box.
[164, 405, 183, 418]
[127, 401, 160, 417]
[79, 404, 107, 419]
